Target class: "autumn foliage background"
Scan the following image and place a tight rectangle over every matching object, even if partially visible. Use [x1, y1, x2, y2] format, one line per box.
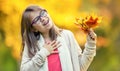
[0, 0, 120, 71]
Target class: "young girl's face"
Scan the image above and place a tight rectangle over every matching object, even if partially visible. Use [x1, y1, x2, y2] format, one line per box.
[30, 9, 53, 33]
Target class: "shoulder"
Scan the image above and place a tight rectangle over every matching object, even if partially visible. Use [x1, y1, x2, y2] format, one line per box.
[60, 29, 74, 39]
[61, 29, 74, 35]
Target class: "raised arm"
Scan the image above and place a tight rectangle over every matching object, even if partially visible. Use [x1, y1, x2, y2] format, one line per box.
[67, 30, 96, 71]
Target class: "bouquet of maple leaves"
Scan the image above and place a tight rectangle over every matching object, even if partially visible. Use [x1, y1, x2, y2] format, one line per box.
[75, 13, 102, 33]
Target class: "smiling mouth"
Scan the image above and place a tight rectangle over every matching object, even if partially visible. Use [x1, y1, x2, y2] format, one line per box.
[43, 18, 49, 26]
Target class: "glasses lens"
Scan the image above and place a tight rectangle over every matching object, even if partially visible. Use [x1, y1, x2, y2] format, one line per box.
[31, 10, 47, 25]
[40, 10, 47, 17]
[32, 16, 40, 24]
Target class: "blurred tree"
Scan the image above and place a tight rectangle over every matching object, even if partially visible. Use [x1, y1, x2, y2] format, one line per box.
[0, 0, 120, 71]
[0, 30, 19, 71]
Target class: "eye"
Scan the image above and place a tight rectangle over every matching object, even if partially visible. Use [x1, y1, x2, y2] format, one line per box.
[32, 16, 40, 25]
[40, 10, 47, 17]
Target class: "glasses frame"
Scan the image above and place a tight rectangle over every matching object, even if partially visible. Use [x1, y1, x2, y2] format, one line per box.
[31, 9, 47, 26]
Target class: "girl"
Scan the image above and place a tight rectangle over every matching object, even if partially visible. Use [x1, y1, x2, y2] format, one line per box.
[20, 5, 97, 71]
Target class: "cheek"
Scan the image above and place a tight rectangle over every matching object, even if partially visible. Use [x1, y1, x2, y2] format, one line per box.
[33, 24, 46, 33]
[33, 24, 42, 30]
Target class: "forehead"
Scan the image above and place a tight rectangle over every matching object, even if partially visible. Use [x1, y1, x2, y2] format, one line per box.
[30, 11, 40, 21]
[29, 9, 47, 21]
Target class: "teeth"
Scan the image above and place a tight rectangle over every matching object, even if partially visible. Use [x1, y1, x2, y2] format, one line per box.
[42, 17, 49, 26]
[43, 20, 49, 26]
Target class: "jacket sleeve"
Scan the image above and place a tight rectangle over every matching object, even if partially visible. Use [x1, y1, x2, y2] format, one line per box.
[20, 43, 50, 71]
[68, 31, 96, 71]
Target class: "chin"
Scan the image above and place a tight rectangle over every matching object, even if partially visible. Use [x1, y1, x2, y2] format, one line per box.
[45, 24, 52, 31]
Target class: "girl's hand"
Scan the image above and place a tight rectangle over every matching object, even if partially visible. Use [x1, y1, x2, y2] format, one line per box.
[87, 29, 97, 41]
[43, 40, 61, 54]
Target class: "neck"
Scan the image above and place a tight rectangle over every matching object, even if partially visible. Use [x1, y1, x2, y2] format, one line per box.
[42, 31, 51, 41]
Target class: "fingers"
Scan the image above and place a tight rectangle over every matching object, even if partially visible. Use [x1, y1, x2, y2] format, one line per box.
[52, 41, 60, 47]
[90, 30, 96, 37]
[53, 43, 61, 50]
[88, 29, 97, 40]
[50, 40, 56, 45]
[88, 32, 95, 40]
[49, 40, 61, 48]
[51, 41, 61, 50]
[44, 40, 61, 54]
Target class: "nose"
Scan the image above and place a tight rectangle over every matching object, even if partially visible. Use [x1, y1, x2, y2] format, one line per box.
[40, 17, 46, 22]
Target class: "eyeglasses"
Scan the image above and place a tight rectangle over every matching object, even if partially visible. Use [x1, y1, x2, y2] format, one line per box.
[31, 9, 47, 25]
